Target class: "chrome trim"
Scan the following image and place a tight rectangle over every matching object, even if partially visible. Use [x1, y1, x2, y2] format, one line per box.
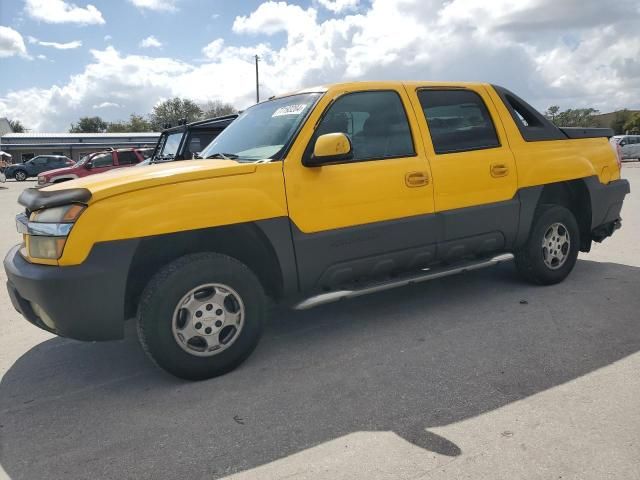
[293, 253, 514, 310]
[15, 213, 74, 237]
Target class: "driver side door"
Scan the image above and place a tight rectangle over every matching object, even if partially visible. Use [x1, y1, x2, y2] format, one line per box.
[284, 85, 436, 292]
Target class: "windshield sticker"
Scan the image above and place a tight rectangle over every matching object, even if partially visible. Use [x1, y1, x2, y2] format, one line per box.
[272, 104, 308, 117]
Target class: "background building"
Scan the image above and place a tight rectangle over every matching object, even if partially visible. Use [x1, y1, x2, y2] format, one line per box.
[0, 132, 160, 163]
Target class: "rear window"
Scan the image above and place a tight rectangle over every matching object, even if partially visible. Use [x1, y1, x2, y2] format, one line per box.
[417, 89, 500, 154]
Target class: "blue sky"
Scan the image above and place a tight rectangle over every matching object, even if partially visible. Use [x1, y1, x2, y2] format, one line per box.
[0, 0, 639, 131]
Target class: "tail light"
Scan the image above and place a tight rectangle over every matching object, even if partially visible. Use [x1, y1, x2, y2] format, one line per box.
[609, 139, 622, 171]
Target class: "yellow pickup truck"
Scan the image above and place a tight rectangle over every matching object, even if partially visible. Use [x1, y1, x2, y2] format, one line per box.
[5, 81, 630, 379]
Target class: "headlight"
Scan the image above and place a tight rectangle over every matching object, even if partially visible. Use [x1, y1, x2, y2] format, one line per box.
[30, 204, 85, 223]
[17, 204, 86, 260]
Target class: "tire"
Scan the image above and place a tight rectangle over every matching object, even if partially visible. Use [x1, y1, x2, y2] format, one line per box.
[515, 205, 580, 285]
[137, 252, 267, 380]
[14, 170, 27, 181]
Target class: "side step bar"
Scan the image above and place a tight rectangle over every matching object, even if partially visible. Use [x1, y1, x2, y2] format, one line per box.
[293, 253, 514, 310]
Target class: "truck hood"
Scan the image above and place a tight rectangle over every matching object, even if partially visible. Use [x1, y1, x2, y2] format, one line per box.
[43, 160, 256, 202]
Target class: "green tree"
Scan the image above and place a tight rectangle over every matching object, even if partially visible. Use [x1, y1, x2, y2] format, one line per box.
[201, 100, 237, 119]
[552, 108, 600, 128]
[623, 113, 640, 134]
[106, 114, 153, 133]
[150, 98, 203, 130]
[70, 116, 108, 133]
[8, 119, 27, 133]
[611, 109, 633, 134]
[544, 105, 560, 122]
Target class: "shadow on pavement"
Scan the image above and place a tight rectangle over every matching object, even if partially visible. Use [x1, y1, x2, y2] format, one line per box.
[1, 259, 639, 478]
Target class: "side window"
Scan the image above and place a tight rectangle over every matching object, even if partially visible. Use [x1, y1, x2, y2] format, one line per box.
[92, 153, 113, 168]
[32, 157, 48, 165]
[186, 132, 217, 158]
[313, 90, 415, 161]
[418, 89, 500, 154]
[117, 151, 139, 165]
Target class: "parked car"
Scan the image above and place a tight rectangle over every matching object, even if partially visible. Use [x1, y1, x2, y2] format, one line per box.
[37, 148, 146, 187]
[5, 81, 629, 380]
[612, 135, 640, 160]
[143, 115, 237, 165]
[5, 155, 74, 181]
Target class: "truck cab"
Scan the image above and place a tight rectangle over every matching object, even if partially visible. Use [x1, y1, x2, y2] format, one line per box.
[4, 81, 630, 380]
[147, 115, 237, 164]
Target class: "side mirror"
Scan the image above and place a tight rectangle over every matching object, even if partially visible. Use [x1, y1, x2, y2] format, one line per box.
[304, 133, 353, 167]
[85, 162, 93, 170]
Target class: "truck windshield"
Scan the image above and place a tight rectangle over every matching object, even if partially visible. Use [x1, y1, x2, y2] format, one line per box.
[157, 131, 184, 159]
[200, 93, 321, 162]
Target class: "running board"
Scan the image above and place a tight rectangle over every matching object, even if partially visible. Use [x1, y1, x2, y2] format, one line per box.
[293, 253, 514, 310]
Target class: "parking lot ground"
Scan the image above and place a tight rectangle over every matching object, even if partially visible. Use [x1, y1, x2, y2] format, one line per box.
[0, 166, 639, 480]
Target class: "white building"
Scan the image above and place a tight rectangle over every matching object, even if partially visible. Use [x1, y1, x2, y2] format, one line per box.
[0, 132, 160, 163]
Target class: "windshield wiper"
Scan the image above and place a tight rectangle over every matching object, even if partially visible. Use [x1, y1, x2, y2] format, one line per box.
[205, 152, 239, 160]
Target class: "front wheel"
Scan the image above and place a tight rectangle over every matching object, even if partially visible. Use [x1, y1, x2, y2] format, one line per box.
[137, 252, 267, 380]
[14, 170, 27, 181]
[515, 205, 580, 285]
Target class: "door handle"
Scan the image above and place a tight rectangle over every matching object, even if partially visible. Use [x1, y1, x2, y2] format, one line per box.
[490, 163, 509, 177]
[405, 171, 429, 187]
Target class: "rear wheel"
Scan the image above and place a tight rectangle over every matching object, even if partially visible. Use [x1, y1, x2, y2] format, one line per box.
[137, 252, 267, 380]
[515, 205, 580, 285]
[14, 170, 27, 181]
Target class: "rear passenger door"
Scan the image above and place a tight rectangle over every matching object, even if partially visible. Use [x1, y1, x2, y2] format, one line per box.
[408, 86, 519, 259]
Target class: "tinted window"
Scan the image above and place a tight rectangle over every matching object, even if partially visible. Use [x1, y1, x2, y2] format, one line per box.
[117, 151, 138, 165]
[92, 153, 113, 168]
[313, 90, 415, 161]
[418, 89, 500, 154]
[185, 132, 218, 158]
[32, 157, 48, 165]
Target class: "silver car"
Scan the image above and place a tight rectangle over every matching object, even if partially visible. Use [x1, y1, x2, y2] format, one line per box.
[613, 135, 640, 160]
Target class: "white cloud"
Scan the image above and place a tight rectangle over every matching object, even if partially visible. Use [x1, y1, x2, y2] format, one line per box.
[318, 0, 359, 13]
[37, 54, 47, 60]
[93, 101, 120, 109]
[104, 35, 112, 41]
[139, 35, 163, 48]
[202, 38, 224, 59]
[2, 0, 639, 132]
[138, 35, 162, 48]
[0, 26, 28, 58]
[30, 38, 83, 50]
[128, 0, 178, 12]
[24, 0, 105, 25]
[233, 1, 317, 37]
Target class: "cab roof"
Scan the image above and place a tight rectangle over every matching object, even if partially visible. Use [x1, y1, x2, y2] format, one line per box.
[266, 81, 490, 102]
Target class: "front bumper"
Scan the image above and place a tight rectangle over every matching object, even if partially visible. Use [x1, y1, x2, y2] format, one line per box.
[4, 239, 139, 341]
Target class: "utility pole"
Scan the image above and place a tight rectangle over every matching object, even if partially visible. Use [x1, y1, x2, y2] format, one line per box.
[254, 54, 260, 103]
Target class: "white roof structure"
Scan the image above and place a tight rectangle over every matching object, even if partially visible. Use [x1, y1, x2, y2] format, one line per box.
[2, 132, 159, 140]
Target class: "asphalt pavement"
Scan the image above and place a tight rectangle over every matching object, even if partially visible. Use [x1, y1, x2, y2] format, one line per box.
[0, 167, 638, 480]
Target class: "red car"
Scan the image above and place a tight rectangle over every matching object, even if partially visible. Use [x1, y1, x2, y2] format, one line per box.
[37, 148, 147, 187]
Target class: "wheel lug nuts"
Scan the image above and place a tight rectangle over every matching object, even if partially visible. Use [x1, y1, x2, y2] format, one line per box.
[215, 320, 223, 327]
[205, 327, 213, 334]
[195, 322, 202, 329]
[195, 311, 202, 318]
[206, 304, 213, 311]
[216, 309, 223, 316]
